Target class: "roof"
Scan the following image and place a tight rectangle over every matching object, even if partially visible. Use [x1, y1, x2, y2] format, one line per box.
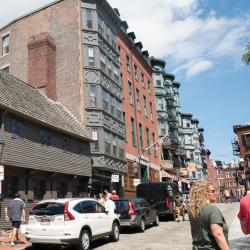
[0, 71, 92, 141]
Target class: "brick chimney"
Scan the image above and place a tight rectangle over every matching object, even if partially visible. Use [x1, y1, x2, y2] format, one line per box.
[27, 32, 56, 100]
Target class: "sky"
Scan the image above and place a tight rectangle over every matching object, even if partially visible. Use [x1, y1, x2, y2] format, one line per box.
[0, 0, 250, 163]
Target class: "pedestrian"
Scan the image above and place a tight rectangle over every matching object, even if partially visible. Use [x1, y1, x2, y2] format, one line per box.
[188, 180, 230, 250]
[104, 195, 116, 213]
[109, 190, 119, 200]
[5, 192, 26, 247]
[103, 189, 111, 199]
[98, 192, 105, 205]
[238, 185, 250, 235]
[175, 192, 185, 222]
[224, 189, 230, 203]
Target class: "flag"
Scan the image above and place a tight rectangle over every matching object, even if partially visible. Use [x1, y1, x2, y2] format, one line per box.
[155, 138, 164, 149]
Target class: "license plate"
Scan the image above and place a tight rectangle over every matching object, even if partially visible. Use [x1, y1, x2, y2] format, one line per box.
[40, 218, 50, 225]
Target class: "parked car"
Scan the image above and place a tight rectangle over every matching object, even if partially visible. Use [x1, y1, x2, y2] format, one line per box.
[26, 198, 120, 250]
[137, 182, 178, 220]
[114, 198, 159, 232]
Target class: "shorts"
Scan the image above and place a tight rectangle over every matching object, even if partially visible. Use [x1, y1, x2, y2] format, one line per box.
[12, 221, 21, 229]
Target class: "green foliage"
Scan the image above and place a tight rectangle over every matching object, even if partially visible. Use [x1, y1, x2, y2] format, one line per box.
[242, 43, 250, 65]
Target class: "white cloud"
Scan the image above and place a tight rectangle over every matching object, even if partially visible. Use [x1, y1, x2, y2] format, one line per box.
[108, 0, 250, 78]
[186, 60, 213, 78]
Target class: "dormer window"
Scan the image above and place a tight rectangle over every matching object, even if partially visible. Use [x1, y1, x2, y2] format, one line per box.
[2, 34, 9, 56]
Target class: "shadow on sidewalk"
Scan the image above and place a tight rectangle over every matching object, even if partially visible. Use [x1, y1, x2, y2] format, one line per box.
[230, 237, 250, 250]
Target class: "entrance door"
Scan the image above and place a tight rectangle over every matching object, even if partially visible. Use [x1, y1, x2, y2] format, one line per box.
[141, 166, 148, 183]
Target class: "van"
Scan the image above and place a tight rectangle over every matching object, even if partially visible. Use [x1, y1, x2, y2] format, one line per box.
[136, 182, 178, 220]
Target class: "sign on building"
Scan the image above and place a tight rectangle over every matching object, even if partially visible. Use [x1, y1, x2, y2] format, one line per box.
[0, 165, 4, 181]
[111, 174, 119, 183]
[133, 178, 141, 186]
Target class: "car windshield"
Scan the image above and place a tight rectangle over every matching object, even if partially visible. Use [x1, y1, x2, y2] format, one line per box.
[31, 202, 64, 216]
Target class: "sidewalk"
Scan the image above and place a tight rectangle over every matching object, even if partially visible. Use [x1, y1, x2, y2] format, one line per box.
[0, 231, 31, 250]
[229, 212, 250, 250]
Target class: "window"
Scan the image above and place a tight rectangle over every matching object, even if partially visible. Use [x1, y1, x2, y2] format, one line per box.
[107, 58, 112, 77]
[143, 96, 147, 116]
[146, 128, 150, 154]
[192, 171, 196, 179]
[113, 135, 117, 157]
[131, 118, 136, 146]
[63, 136, 71, 151]
[110, 97, 115, 114]
[150, 102, 153, 121]
[2, 34, 9, 55]
[117, 100, 122, 119]
[153, 133, 157, 157]
[141, 73, 145, 87]
[118, 137, 124, 158]
[102, 90, 109, 110]
[134, 64, 138, 80]
[186, 122, 190, 128]
[157, 98, 165, 110]
[159, 121, 166, 135]
[100, 52, 106, 71]
[111, 32, 116, 48]
[186, 135, 192, 144]
[113, 65, 119, 82]
[1, 66, 9, 73]
[148, 80, 151, 94]
[106, 26, 111, 42]
[136, 89, 140, 111]
[190, 152, 194, 160]
[128, 81, 133, 105]
[80, 201, 96, 213]
[104, 131, 111, 154]
[89, 85, 97, 107]
[245, 134, 250, 146]
[98, 16, 105, 34]
[88, 47, 95, 66]
[39, 128, 50, 145]
[217, 169, 221, 175]
[57, 182, 67, 198]
[91, 129, 99, 151]
[156, 74, 161, 86]
[118, 46, 121, 62]
[139, 123, 143, 151]
[11, 117, 24, 138]
[86, 9, 93, 29]
[126, 55, 131, 72]
[34, 179, 46, 200]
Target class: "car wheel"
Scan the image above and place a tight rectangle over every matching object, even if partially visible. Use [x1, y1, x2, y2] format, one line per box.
[79, 229, 91, 250]
[139, 218, 145, 232]
[153, 214, 159, 226]
[109, 222, 120, 242]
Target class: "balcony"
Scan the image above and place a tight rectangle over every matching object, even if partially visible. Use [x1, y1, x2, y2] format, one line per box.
[162, 160, 174, 170]
[157, 110, 168, 120]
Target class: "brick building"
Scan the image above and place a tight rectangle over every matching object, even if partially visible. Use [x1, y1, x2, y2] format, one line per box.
[117, 23, 161, 198]
[0, 0, 126, 195]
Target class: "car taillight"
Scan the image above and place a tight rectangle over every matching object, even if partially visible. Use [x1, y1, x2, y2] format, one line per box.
[64, 202, 75, 221]
[166, 197, 170, 209]
[128, 201, 137, 216]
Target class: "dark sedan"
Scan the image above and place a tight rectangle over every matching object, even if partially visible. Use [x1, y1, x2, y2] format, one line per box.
[114, 198, 159, 232]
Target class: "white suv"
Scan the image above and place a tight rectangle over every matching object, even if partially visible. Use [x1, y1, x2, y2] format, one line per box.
[26, 198, 120, 250]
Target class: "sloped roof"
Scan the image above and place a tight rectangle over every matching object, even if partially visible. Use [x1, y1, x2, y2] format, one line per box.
[0, 71, 92, 141]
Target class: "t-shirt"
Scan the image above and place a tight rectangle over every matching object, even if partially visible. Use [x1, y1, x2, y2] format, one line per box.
[175, 196, 184, 207]
[189, 204, 228, 250]
[7, 198, 25, 222]
[238, 193, 250, 233]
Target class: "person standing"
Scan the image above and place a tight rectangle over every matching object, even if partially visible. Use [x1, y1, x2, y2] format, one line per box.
[238, 185, 250, 235]
[5, 193, 25, 247]
[175, 192, 185, 222]
[188, 180, 230, 250]
[98, 192, 105, 205]
[109, 190, 119, 200]
[104, 195, 116, 213]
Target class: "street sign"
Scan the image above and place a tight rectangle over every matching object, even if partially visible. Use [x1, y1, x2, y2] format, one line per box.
[0, 165, 4, 181]
[133, 178, 141, 186]
[111, 174, 119, 183]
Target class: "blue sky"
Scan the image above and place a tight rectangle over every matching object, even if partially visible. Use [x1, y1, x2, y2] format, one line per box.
[1, 0, 250, 163]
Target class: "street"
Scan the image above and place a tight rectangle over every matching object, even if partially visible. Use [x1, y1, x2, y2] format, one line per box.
[29, 203, 240, 250]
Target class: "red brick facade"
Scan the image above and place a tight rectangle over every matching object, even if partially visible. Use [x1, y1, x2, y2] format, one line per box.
[207, 159, 220, 202]
[27, 32, 56, 100]
[118, 32, 161, 197]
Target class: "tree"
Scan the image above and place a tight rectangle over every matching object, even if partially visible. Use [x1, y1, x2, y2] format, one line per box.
[242, 43, 250, 65]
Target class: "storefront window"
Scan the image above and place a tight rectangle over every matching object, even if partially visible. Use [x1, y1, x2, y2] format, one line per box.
[2, 175, 18, 198]
[34, 179, 46, 200]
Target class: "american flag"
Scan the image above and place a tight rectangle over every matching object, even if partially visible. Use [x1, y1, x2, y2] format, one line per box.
[155, 138, 164, 149]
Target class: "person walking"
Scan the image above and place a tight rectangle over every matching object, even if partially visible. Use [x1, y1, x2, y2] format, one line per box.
[98, 192, 105, 205]
[238, 185, 250, 235]
[104, 195, 116, 213]
[5, 192, 26, 247]
[175, 192, 185, 222]
[188, 180, 230, 250]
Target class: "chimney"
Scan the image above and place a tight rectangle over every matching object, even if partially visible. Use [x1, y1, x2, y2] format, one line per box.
[127, 32, 136, 44]
[142, 50, 149, 60]
[27, 32, 56, 100]
[121, 21, 129, 34]
[135, 42, 143, 52]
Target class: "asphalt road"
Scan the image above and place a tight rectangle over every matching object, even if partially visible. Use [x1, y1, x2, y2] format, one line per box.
[29, 202, 240, 250]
